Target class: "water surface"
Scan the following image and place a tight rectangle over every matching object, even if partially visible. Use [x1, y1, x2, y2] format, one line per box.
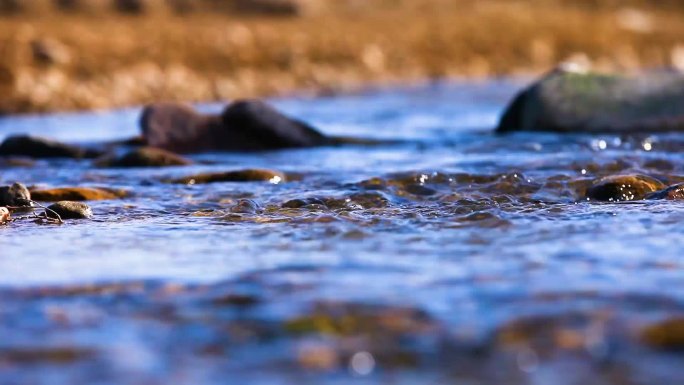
[1, 80, 684, 384]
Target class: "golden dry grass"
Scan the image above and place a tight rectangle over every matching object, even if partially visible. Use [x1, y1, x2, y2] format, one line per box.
[0, 0, 683, 113]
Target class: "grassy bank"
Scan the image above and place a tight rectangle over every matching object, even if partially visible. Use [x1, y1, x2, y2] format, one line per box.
[0, 0, 683, 113]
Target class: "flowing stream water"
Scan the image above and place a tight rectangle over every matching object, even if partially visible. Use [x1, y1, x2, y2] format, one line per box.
[1, 80, 683, 384]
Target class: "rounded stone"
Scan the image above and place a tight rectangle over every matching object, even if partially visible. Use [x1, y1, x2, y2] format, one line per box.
[585, 175, 665, 202]
[497, 69, 684, 133]
[642, 318, 684, 352]
[0, 182, 31, 206]
[31, 187, 127, 202]
[172, 169, 285, 184]
[46, 201, 93, 220]
[0, 135, 101, 159]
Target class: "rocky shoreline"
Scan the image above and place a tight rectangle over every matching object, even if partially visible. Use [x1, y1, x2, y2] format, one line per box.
[0, 0, 683, 114]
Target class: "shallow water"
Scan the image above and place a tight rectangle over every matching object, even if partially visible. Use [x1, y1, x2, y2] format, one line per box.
[2, 80, 684, 384]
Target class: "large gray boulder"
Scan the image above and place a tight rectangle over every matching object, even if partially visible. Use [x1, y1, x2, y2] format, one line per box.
[497, 68, 684, 133]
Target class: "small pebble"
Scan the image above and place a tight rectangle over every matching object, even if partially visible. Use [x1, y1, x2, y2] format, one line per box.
[0, 207, 9, 223]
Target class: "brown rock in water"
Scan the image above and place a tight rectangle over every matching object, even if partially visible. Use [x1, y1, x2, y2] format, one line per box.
[0, 135, 102, 159]
[96, 147, 192, 168]
[585, 174, 665, 202]
[645, 183, 684, 200]
[171, 169, 285, 184]
[140, 100, 331, 153]
[230, 199, 261, 214]
[642, 318, 684, 352]
[0, 207, 10, 223]
[0, 182, 31, 206]
[0, 157, 36, 168]
[497, 68, 684, 133]
[47, 201, 93, 219]
[31, 187, 128, 202]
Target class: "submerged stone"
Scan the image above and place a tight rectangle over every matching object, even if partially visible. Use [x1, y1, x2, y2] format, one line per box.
[46, 201, 93, 219]
[0, 135, 101, 159]
[0, 182, 31, 206]
[497, 68, 684, 133]
[31, 187, 128, 202]
[140, 100, 331, 153]
[171, 169, 286, 184]
[282, 197, 327, 209]
[642, 318, 684, 352]
[96, 147, 192, 168]
[645, 183, 684, 200]
[230, 199, 261, 214]
[0, 157, 36, 168]
[585, 175, 665, 202]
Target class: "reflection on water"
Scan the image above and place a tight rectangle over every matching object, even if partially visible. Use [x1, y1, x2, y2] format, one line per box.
[2, 80, 684, 384]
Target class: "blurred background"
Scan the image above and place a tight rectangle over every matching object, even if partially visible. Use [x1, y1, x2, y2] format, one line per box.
[0, 0, 683, 113]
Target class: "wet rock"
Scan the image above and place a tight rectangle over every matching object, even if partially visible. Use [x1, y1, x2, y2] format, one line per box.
[171, 169, 285, 184]
[0, 207, 9, 223]
[403, 184, 438, 196]
[0, 347, 95, 364]
[495, 313, 610, 356]
[645, 183, 684, 200]
[0, 157, 36, 168]
[0, 135, 101, 159]
[641, 318, 684, 352]
[346, 192, 390, 209]
[282, 197, 326, 209]
[282, 192, 389, 211]
[497, 68, 684, 133]
[96, 147, 192, 168]
[230, 199, 261, 214]
[285, 301, 435, 336]
[31, 187, 127, 202]
[585, 174, 665, 202]
[211, 293, 261, 307]
[46, 201, 93, 219]
[0, 182, 31, 206]
[140, 100, 331, 153]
